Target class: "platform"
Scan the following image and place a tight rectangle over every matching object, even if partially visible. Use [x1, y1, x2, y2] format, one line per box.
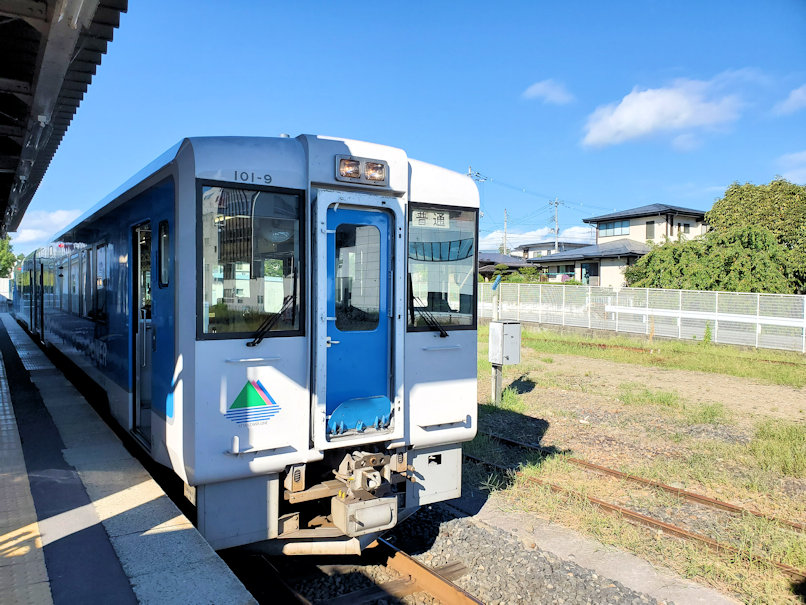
[0, 314, 256, 604]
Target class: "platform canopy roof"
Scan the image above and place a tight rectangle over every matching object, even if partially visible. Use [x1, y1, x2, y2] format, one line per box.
[0, 0, 127, 237]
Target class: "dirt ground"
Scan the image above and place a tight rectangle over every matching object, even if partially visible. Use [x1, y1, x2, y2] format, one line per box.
[507, 346, 806, 423]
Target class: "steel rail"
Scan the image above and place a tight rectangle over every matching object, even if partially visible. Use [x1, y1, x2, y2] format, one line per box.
[463, 453, 806, 583]
[376, 537, 483, 605]
[479, 430, 806, 532]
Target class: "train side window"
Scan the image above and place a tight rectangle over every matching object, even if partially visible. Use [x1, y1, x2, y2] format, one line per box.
[94, 244, 109, 319]
[82, 248, 92, 317]
[158, 221, 169, 287]
[199, 184, 303, 338]
[69, 253, 80, 314]
[407, 204, 478, 331]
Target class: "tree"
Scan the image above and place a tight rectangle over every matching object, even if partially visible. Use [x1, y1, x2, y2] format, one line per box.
[0, 235, 18, 278]
[625, 226, 795, 293]
[705, 178, 806, 291]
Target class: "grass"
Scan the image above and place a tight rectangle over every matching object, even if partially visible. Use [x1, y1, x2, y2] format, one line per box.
[472, 325, 806, 602]
[477, 324, 806, 388]
[500, 387, 526, 413]
[505, 474, 801, 604]
[501, 460, 806, 604]
[618, 383, 682, 407]
[748, 419, 806, 478]
[614, 383, 731, 426]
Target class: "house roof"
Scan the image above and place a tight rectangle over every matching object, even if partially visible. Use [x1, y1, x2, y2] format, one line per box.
[478, 252, 531, 267]
[582, 203, 707, 224]
[526, 238, 651, 264]
[513, 239, 591, 251]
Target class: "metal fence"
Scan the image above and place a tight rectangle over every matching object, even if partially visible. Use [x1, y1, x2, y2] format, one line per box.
[479, 283, 806, 353]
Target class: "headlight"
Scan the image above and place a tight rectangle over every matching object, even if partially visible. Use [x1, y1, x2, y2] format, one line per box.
[338, 158, 361, 179]
[335, 155, 389, 186]
[365, 162, 385, 181]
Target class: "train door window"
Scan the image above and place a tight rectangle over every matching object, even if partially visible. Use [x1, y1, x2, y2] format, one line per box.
[158, 221, 169, 287]
[199, 184, 303, 337]
[95, 244, 109, 319]
[335, 224, 380, 331]
[69, 253, 80, 314]
[407, 204, 478, 330]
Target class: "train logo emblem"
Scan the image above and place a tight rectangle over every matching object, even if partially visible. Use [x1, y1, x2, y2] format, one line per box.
[225, 380, 281, 424]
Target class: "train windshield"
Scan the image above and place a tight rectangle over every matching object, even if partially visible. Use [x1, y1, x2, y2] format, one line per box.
[200, 185, 302, 337]
[407, 204, 477, 329]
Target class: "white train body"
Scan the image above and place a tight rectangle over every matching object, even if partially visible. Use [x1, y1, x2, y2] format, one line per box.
[13, 136, 479, 552]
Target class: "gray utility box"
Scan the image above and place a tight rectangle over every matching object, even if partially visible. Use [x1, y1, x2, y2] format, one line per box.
[489, 321, 521, 365]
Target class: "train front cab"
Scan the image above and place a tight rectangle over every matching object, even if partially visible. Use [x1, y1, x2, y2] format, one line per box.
[178, 137, 479, 552]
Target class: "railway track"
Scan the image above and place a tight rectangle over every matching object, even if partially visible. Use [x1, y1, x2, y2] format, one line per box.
[322, 538, 483, 605]
[481, 430, 805, 532]
[465, 435, 806, 584]
[229, 538, 483, 605]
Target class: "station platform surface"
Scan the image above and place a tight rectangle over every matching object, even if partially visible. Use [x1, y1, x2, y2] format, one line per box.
[0, 314, 256, 604]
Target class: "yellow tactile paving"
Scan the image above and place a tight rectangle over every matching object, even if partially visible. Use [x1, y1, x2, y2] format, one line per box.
[0, 350, 53, 604]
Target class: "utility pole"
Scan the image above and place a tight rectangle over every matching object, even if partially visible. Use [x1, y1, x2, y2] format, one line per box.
[553, 197, 559, 252]
[503, 208, 508, 255]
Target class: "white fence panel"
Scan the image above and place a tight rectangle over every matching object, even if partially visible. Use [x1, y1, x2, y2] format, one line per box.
[478, 282, 805, 353]
[564, 287, 590, 328]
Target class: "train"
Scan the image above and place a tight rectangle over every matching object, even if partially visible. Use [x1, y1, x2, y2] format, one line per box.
[12, 135, 479, 554]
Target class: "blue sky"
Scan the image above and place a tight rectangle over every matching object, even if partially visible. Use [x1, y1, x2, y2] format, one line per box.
[12, 0, 806, 254]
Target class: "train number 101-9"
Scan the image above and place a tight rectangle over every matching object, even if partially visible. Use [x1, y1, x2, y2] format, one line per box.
[234, 170, 272, 185]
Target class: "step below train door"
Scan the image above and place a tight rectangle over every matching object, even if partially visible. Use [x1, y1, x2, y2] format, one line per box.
[313, 190, 403, 450]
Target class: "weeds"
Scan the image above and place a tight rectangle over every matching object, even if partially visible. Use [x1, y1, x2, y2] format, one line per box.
[619, 383, 682, 408]
[748, 419, 806, 478]
[617, 383, 729, 426]
[509, 326, 806, 387]
[500, 387, 526, 413]
[685, 402, 727, 425]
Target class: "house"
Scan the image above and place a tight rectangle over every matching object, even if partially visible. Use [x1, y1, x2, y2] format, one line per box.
[511, 239, 590, 259]
[584, 203, 708, 246]
[526, 203, 707, 288]
[478, 252, 531, 279]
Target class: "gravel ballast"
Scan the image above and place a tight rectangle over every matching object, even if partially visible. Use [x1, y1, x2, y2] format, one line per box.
[383, 504, 668, 605]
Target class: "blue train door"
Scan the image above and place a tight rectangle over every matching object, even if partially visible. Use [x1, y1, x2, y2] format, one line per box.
[325, 207, 392, 434]
[133, 223, 153, 442]
[132, 211, 173, 446]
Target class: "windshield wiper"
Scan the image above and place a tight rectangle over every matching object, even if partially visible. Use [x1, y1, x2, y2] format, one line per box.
[412, 296, 449, 338]
[247, 294, 294, 347]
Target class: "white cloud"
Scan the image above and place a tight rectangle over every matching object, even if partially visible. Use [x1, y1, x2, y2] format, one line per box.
[582, 77, 741, 148]
[671, 133, 701, 152]
[10, 209, 82, 255]
[773, 84, 806, 116]
[522, 79, 575, 105]
[779, 150, 806, 184]
[480, 226, 593, 252]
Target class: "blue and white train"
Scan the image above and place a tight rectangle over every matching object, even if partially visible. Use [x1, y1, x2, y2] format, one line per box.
[13, 135, 479, 553]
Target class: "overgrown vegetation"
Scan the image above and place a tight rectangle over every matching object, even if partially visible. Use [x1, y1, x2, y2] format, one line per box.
[468, 327, 806, 603]
[625, 178, 806, 294]
[749, 419, 806, 478]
